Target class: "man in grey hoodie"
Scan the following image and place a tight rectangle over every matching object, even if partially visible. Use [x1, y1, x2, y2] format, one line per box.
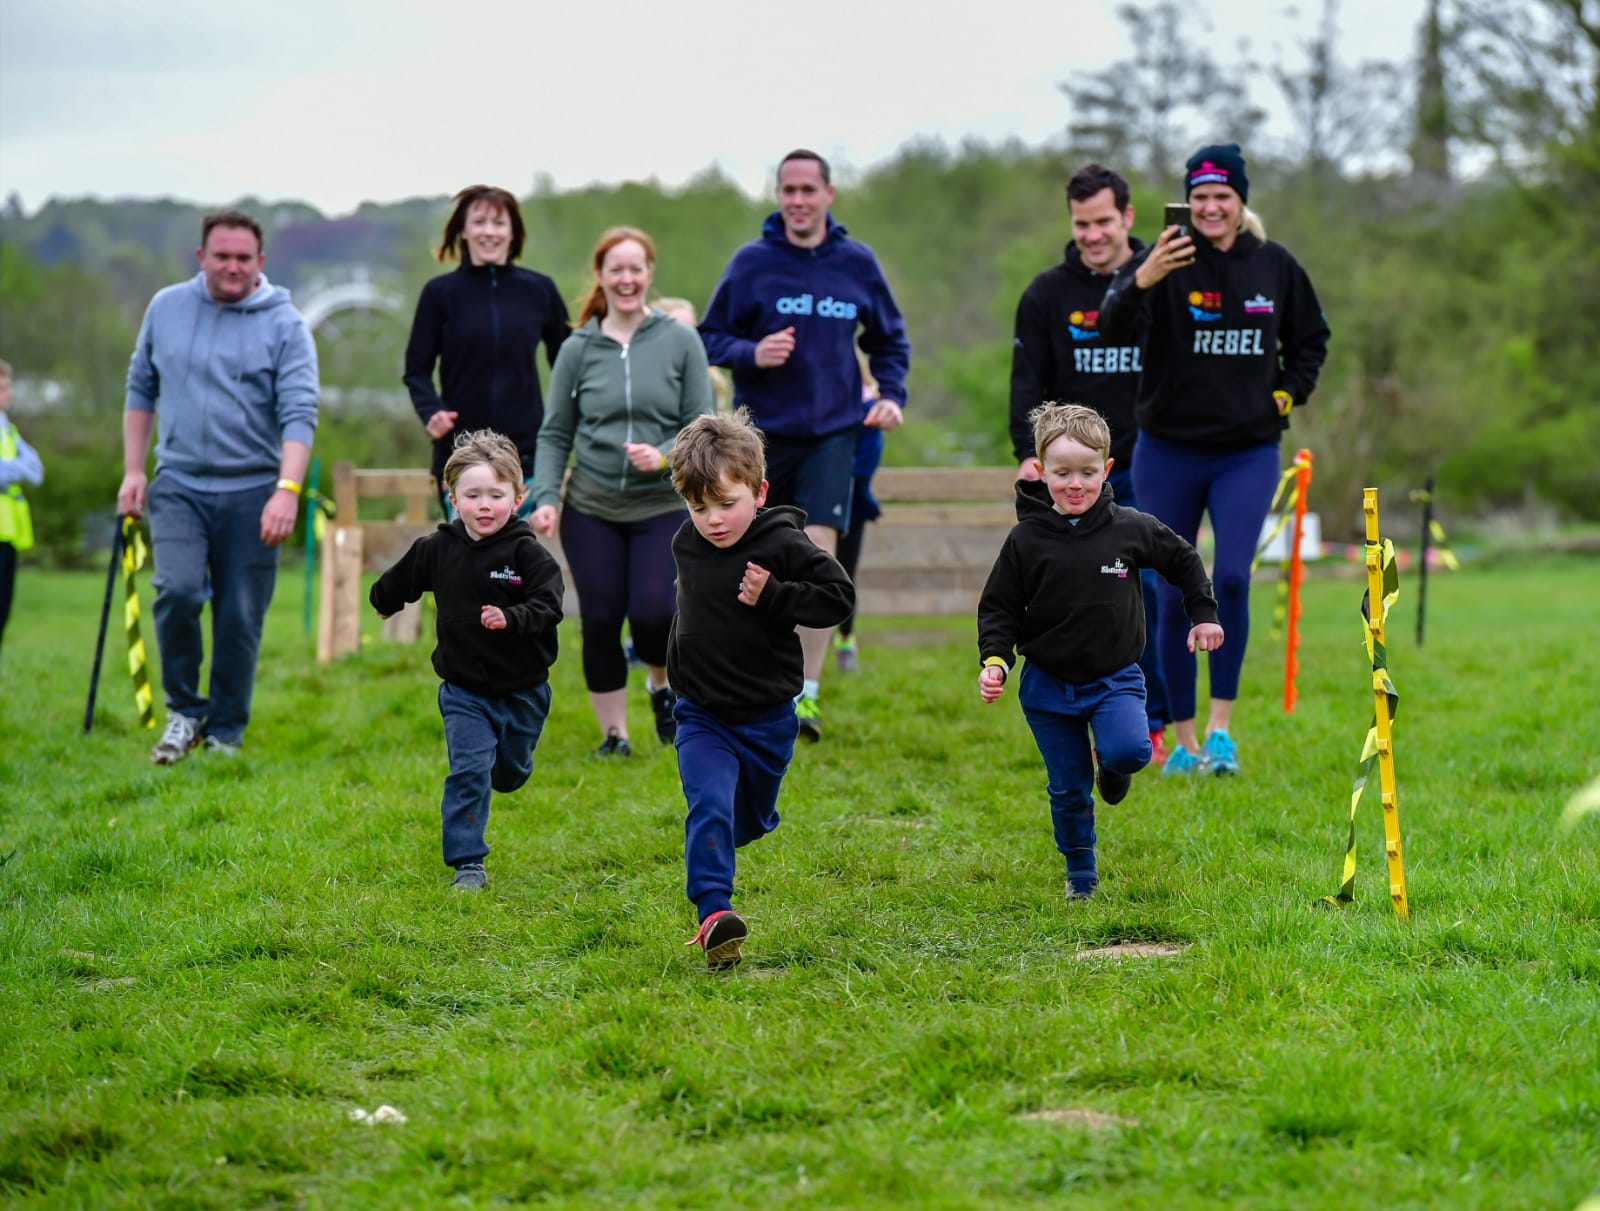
[117, 210, 320, 763]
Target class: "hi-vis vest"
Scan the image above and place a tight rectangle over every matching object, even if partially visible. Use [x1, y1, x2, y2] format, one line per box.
[0, 418, 35, 550]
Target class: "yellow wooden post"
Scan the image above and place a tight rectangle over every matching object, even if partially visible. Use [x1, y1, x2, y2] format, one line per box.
[1364, 489, 1409, 918]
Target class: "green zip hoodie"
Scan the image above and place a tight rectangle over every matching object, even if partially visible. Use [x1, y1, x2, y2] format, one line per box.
[532, 310, 714, 523]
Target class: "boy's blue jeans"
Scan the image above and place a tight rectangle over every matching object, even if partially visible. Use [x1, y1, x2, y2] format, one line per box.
[1018, 662, 1152, 882]
[438, 680, 552, 868]
[675, 697, 798, 921]
[147, 477, 279, 745]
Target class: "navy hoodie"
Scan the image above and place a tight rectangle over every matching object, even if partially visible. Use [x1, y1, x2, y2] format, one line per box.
[667, 505, 855, 721]
[1098, 232, 1329, 451]
[1009, 240, 1148, 467]
[699, 214, 910, 439]
[978, 480, 1218, 684]
[369, 518, 564, 696]
[403, 261, 570, 480]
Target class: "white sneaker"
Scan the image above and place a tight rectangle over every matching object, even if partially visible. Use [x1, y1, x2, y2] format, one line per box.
[202, 735, 241, 756]
[151, 714, 203, 765]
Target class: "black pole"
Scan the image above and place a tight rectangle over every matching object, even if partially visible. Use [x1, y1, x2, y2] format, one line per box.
[1416, 476, 1434, 647]
[83, 517, 124, 735]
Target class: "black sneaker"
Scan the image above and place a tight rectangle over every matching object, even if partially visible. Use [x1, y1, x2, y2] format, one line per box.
[1096, 759, 1132, 806]
[1065, 874, 1099, 901]
[649, 686, 678, 745]
[686, 909, 747, 969]
[595, 730, 632, 758]
[451, 863, 487, 891]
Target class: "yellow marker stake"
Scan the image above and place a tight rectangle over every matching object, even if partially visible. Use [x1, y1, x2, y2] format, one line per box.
[1364, 489, 1408, 918]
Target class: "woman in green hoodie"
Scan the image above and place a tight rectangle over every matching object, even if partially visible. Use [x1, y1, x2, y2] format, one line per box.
[531, 228, 714, 756]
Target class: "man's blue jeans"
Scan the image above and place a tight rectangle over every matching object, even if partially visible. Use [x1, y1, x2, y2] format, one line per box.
[438, 680, 553, 868]
[148, 476, 280, 745]
[1018, 661, 1152, 880]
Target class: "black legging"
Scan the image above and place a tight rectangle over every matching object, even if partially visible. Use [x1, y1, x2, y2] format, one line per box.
[0, 541, 14, 651]
[559, 503, 681, 692]
[833, 490, 871, 639]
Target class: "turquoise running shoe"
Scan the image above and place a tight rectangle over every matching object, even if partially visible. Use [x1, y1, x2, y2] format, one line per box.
[1162, 746, 1203, 775]
[1201, 730, 1240, 775]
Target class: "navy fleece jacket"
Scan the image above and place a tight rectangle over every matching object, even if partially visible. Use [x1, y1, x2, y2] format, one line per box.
[699, 214, 910, 439]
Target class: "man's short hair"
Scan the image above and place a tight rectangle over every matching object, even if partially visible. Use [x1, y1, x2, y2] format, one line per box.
[671, 409, 767, 502]
[779, 148, 831, 185]
[1031, 402, 1111, 462]
[442, 428, 523, 492]
[201, 210, 264, 253]
[1066, 163, 1131, 212]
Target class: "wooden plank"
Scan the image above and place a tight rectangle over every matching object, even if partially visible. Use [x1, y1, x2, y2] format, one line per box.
[872, 466, 1016, 503]
[353, 469, 438, 500]
[317, 524, 364, 662]
[381, 598, 423, 644]
[875, 504, 1015, 528]
[333, 460, 359, 525]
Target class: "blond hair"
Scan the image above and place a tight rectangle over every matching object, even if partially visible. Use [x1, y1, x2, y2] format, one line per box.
[1031, 402, 1111, 462]
[670, 408, 766, 503]
[442, 429, 522, 491]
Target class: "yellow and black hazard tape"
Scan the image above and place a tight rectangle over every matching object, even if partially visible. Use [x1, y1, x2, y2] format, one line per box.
[1251, 463, 1302, 573]
[121, 515, 155, 730]
[305, 489, 336, 542]
[1408, 486, 1461, 571]
[1322, 537, 1400, 906]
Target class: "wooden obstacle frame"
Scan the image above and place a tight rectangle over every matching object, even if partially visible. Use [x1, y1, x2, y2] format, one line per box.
[317, 462, 1019, 662]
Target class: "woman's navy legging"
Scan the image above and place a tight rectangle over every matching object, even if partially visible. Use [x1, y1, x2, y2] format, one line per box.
[1131, 432, 1282, 722]
[559, 503, 683, 693]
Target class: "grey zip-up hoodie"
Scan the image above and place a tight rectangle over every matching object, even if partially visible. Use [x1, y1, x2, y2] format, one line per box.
[531, 310, 713, 519]
[126, 272, 319, 491]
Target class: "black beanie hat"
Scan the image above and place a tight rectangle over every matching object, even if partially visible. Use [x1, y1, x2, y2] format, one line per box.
[1185, 144, 1249, 203]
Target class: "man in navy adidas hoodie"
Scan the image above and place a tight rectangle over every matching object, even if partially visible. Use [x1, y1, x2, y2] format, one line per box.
[699, 149, 909, 743]
[978, 405, 1221, 901]
[370, 430, 564, 891]
[1009, 162, 1169, 761]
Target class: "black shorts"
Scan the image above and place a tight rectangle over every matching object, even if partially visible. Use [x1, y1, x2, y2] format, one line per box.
[764, 429, 858, 533]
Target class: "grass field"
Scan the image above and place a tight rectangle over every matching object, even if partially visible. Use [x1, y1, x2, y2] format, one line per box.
[2, 554, 1598, 1208]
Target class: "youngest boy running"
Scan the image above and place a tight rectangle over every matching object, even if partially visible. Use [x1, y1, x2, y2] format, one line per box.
[667, 410, 855, 967]
[370, 430, 565, 891]
[978, 403, 1223, 900]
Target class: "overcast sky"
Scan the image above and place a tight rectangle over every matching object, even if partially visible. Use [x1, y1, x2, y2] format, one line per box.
[0, 0, 1425, 215]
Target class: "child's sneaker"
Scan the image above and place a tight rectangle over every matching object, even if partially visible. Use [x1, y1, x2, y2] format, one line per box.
[649, 686, 678, 745]
[451, 863, 487, 891]
[595, 730, 632, 758]
[795, 695, 822, 743]
[202, 734, 241, 756]
[1200, 730, 1240, 775]
[834, 635, 859, 673]
[1065, 873, 1099, 901]
[151, 713, 203, 765]
[1096, 759, 1132, 805]
[686, 909, 747, 969]
[1162, 746, 1203, 775]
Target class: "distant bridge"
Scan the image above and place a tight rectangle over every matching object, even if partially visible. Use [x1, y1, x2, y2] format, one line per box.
[298, 269, 404, 332]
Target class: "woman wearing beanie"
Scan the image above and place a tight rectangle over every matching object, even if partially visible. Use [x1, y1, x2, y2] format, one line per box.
[1098, 143, 1329, 776]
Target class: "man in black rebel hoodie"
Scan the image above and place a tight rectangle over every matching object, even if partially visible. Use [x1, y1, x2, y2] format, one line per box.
[978, 405, 1220, 901]
[1009, 162, 1169, 758]
[370, 431, 565, 891]
[666, 410, 854, 967]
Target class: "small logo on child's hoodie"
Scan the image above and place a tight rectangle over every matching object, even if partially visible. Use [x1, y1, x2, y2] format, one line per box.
[1100, 558, 1130, 578]
[490, 566, 523, 585]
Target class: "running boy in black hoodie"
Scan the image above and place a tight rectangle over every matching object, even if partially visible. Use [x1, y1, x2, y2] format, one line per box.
[666, 409, 854, 966]
[977, 404, 1222, 900]
[370, 430, 564, 891]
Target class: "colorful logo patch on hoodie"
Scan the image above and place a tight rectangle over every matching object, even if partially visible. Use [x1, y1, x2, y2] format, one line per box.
[1244, 293, 1275, 314]
[1188, 290, 1223, 322]
[1067, 309, 1100, 341]
[490, 565, 523, 585]
[1100, 558, 1131, 578]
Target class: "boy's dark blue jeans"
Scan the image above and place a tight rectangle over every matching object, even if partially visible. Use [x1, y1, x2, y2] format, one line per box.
[1018, 661, 1152, 883]
[437, 680, 553, 868]
[675, 697, 798, 922]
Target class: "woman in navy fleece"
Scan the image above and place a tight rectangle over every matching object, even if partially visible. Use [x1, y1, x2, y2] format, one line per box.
[1098, 144, 1329, 776]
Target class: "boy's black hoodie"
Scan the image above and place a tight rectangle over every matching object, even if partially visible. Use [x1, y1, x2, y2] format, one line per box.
[370, 518, 564, 696]
[1098, 231, 1329, 451]
[1009, 239, 1147, 466]
[667, 505, 855, 721]
[978, 480, 1218, 684]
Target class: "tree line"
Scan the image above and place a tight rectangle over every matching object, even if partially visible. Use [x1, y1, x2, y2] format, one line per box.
[1, 0, 1595, 560]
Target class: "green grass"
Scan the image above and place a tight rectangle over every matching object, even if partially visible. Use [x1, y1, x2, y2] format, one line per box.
[2, 555, 1598, 1208]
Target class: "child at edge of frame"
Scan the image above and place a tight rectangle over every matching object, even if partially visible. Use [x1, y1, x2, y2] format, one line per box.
[665, 408, 855, 968]
[977, 402, 1224, 901]
[0, 359, 44, 655]
[369, 429, 565, 892]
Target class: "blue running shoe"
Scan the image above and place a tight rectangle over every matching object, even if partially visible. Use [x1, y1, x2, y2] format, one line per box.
[1162, 746, 1203, 776]
[1201, 730, 1240, 775]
